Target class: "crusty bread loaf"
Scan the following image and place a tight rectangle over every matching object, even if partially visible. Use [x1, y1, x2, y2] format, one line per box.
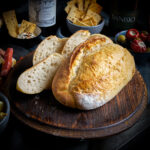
[52, 36, 135, 110]
[33, 36, 67, 65]
[17, 53, 64, 94]
[91, 34, 113, 44]
[61, 30, 90, 58]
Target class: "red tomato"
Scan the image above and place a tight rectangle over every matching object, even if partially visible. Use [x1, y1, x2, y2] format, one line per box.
[126, 29, 139, 40]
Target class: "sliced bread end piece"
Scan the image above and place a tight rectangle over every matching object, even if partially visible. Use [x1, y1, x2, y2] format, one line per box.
[61, 30, 91, 58]
[17, 53, 64, 94]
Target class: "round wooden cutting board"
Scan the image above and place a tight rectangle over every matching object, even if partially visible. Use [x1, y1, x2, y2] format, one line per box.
[4, 53, 148, 139]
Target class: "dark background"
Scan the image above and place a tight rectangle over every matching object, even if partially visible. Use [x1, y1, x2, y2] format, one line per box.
[0, 0, 150, 150]
[0, 0, 149, 31]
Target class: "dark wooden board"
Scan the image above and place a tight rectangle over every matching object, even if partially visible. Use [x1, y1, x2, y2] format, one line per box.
[3, 53, 148, 139]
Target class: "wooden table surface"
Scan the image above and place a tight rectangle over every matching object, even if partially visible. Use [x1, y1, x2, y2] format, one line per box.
[4, 52, 148, 139]
[0, 30, 150, 150]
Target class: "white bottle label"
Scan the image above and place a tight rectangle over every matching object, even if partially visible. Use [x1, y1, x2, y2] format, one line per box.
[29, 0, 56, 27]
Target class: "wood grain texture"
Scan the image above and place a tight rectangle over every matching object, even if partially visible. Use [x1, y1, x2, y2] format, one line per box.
[3, 53, 148, 139]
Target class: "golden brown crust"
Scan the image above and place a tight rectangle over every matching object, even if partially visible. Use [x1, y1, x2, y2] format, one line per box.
[52, 57, 76, 108]
[70, 36, 105, 65]
[70, 35, 112, 69]
[52, 35, 135, 110]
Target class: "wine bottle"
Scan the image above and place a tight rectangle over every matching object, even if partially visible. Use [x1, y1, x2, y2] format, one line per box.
[109, 0, 139, 34]
[28, 0, 56, 37]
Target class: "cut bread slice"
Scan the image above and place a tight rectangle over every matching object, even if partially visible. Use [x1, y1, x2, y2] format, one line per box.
[33, 36, 68, 65]
[61, 30, 90, 58]
[17, 53, 64, 94]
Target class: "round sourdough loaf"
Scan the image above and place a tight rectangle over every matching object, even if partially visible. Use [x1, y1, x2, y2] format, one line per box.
[52, 35, 135, 110]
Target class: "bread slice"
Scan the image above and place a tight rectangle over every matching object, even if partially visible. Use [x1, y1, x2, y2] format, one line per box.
[61, 30, 90, 58]
[33, 36, 68, 65]
[52, 36, 135, 110]
[17, 53, 64, 94]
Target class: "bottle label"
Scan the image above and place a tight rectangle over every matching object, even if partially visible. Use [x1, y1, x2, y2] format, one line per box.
[29, 0, 56, 27]
[110, 11, 137, 31]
